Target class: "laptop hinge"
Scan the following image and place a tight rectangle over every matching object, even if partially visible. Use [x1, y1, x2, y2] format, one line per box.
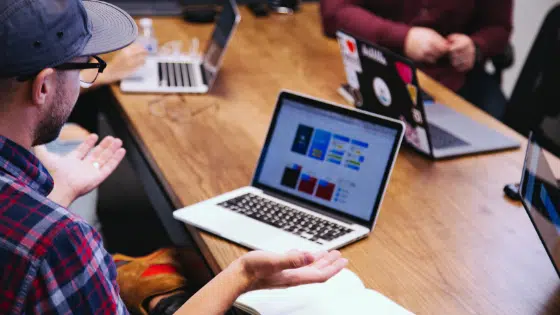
[261, 189, 357, 226]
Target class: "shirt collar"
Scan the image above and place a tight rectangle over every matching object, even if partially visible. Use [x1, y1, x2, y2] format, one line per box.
[0, 136, 54, 196]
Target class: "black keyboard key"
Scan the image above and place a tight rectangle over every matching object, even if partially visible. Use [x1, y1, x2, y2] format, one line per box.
[157, 62, 197, 88]
[218, 193, 353, 242]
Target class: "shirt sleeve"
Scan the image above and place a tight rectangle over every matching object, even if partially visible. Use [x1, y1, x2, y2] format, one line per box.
[320, 0, 411, 50]
[27, 221, 129, 314]
[469, 0, 513, 59]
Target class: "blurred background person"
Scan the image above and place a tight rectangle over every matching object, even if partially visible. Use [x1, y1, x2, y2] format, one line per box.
[320, 0, 513, 120]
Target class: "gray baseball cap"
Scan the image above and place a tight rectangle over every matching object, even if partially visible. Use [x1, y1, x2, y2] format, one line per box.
[0, 0, 138, 78]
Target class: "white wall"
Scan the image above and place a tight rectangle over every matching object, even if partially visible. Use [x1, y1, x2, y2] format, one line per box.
[502, 0, 560, 97]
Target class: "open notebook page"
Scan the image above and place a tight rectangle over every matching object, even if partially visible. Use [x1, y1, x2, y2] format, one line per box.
[235, 269, 414, 315]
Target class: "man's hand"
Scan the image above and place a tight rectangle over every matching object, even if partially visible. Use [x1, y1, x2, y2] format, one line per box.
[238, 250, 348, 292]
[447, 33, 476, 72]
[404, 27, 449, 64]
[95, 43, 148, 86]
[35, 135, 126, 207]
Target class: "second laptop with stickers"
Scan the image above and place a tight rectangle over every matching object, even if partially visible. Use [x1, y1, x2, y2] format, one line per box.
[336, 30, 519, 159]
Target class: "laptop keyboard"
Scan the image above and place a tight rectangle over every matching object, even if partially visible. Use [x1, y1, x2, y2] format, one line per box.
[218, 193, 353, 244]
[158, 62, 196, 88]
[428, 123, 469, 149]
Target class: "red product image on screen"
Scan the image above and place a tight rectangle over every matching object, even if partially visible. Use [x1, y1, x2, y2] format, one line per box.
[298, 173, 318, 195]
[316, 180, 336, 201]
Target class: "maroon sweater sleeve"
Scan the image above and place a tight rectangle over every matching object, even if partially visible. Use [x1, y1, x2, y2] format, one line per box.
[320, 0, 411, 50]
[469, 0, 513, 59]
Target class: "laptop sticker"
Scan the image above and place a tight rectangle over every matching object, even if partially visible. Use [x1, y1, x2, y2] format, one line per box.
[346, 68, 360, 89]
[338, 33, 362, 72]
[400, 115, 431, 154]
[395, 61, 413, 84]
[407, 84, 418, 105]
[361, 45, 387, 66]
[373, 77, 392, 107]
[412, 108, 423, 124]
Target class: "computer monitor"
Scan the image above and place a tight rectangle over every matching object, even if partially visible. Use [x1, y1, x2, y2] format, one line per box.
[520, 134, 560, 276]
[253, 94, 402, 225]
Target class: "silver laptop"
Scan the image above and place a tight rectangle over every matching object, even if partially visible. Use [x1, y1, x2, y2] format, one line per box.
[173, 91, 405, 253]
[337, 30, 520, 159]
[120, 0, 240, 94]
[520, 134, 560, 277]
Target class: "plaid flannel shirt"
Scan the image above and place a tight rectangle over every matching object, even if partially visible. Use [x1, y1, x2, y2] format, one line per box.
[0, 136, 128, 314]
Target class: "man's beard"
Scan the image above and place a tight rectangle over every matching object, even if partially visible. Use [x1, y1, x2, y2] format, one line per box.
[33, 87, 74, 146]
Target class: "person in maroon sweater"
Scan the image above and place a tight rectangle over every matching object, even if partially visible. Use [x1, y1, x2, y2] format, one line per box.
[320, 0, 513, 120]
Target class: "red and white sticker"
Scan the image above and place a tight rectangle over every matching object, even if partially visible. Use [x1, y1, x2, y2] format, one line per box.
[337, 32, 362, 72]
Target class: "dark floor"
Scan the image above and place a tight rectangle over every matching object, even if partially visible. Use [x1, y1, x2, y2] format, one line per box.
[97, 114, 173, 256]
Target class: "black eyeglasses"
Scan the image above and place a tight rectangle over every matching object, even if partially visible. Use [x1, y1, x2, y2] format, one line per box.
[16, 55, 106, 88]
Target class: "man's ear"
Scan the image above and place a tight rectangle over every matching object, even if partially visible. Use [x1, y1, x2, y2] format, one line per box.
[31, 68, 55, 106]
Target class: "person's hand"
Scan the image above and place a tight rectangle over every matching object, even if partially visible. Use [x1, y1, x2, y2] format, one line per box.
[238, 250, 348, 292]
[96, 43, 148, 85]
[404, 27, 449, 64]
[35, 135, 126, 207]
[447, 33, 476, 72]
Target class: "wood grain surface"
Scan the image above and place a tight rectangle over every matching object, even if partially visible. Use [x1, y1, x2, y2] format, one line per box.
[109, 4, 560, 314]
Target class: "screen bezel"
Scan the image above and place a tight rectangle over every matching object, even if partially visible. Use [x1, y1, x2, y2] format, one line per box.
[519, 133, 560, 277]
[202, 0, 241, 89]
[251, 90, 405, 227]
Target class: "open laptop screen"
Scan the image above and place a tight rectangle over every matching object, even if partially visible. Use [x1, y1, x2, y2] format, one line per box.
[520, 135, 560, 276]
[253, 92, 402, 225]
[202, 0, 240, 88]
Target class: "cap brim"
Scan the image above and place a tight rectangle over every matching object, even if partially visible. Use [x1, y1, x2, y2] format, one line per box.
[81, 0, 138, 56]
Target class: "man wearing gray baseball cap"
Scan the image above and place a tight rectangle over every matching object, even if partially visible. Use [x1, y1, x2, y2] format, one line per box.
[0, 0, 346, 314]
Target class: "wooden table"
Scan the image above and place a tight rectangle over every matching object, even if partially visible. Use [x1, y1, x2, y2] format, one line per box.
[108, 4, 560, 314]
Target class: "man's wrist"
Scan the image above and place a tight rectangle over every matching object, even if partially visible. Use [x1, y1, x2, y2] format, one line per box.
[228, 257, 255, 294]
[48, 187, 77, 208]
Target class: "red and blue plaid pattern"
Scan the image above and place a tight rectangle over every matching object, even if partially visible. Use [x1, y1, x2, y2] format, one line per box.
[0, 136, 128, 314]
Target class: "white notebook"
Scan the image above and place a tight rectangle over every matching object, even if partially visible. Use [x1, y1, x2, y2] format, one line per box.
[234, 269, 414, 315]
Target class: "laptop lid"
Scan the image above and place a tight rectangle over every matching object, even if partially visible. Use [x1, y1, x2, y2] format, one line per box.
[251, 91, 405, 228]
[520, 134, 560, 277]
[336, 30, 434, 157]
[201, 0, 241, 90]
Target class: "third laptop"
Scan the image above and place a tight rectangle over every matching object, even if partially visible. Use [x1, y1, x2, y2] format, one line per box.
[336, 30, 520, 159]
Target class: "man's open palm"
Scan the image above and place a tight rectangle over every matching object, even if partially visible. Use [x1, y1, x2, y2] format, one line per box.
[35, 135, 126, 207]
[242, 250, 348, 291]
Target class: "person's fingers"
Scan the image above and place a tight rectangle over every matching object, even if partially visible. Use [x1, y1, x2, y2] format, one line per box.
[423, 52, 438, 64]
[432, 40, 449, 56]
[310, 250, 329, 262]
[130, 43, 148, 53]
[314, 258, 348, 281]
[274, 251, 315, 271]
[450, 53, 461, 67]
[94, 138, 123, 167]
[69, 134, 99, 159]
[283, 257, 348, 286]
[447, 33, 462, 44]
[99, 148, 126, 179]
[312, 250, 342, 269]
[85, 136, 114, 162]
[426, 32, 449, 53]
[131, 55, 148, 67]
